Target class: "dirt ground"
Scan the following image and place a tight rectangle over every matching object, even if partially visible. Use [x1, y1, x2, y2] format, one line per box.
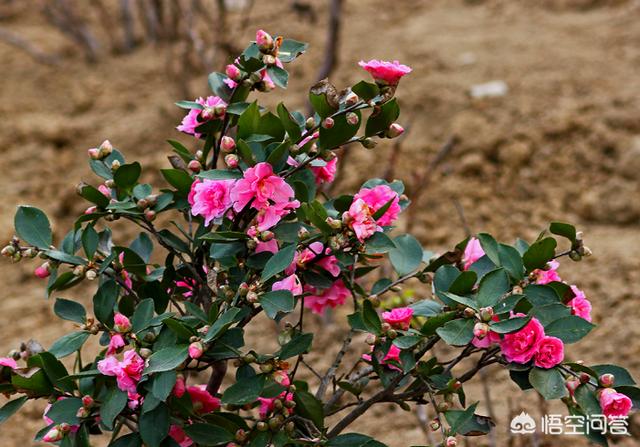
[1, 0, 639, 445]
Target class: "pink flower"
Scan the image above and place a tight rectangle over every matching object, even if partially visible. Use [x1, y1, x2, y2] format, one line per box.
[187, 385, 221, 414]
[97, 349, 145, 394]
[462, 237, 485, 271]
[256, 29, 273, 49]
[177, 96, 227, 137]
[358, 59, 412, 85]
[173, 376, 186, 398]
[533, 336, 564, 369]
[500, 314, 545, 364]
[190, 179, 235, 226]
[382, 307, 414, 330]
[127, 391, 143, 410]
[255, 200, 300, 231]
[362, 345, 402, 371]
[107, 334, 126, 355]
[272, 274, 303, 296]
[225, 64, 241, 81]
[533, 260, 561, 285]
[113, 313, 131, 333]
[188, 341, 204, 359]
[345, 198, 379, 242]
[353, 185, 401, 227]
[258, 392, 294, 419]
[599, 388, 632, 419]
[317, 254, 341, 277]
[169, 425, 194, 447]
[568, 285, 592, 322]
[304, 280, 350, 315]
[98, 184, 112, 197]
[231, 163, 294, 210]
[0, 357, 18, 369]
[117, 253, 133, 291]
[188, 179, 200, 206]
[310, 158, 338, 185]
[255, 239, 279, 254]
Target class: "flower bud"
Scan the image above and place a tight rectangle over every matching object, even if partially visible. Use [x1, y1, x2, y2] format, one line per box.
[85, 269, 97, 281]
[225, 154, 239, 168]
[256, 421, 269, 431]
[322, 117, 335, 129]
[325, 217, 342, 230]
[24, 248, 37, 258]
[105, 179, 115, 188]
[249, 72, 263, 84]
[361, 137, 377, 149]
[82, 395, 94, 408]
[479, 307, 494, 322]
[429, 418, 440, 431]
[235, 429, 247, 442]
[87, 148, 101, 159]
[565, 378, 580, 396]
[144, 210, 156, 222]
[365, 333, 378, 345]
[437, 402, 450, 412]
[599, 373, 615, 388]
[387, 123, 404, 138]
[137, 198, 149, 210]
[246, 239, 257, 250]
[99, 140, 113, 157]
[42, 427, 64, 443]
[247, 291, 259, 303]
[260, 363, 273, 373]
[381, 322, 392, 333]
[387, 329, 398, 339]
[139, 348, 153, 358]
[256, 29, 274, 51]
[463, 307, 475, 318]
[76, 407, 89, 418]
[111, 159, 121, 170]
[305, 117, 316, 129]
[285, 421, 295, 433]
[113, 313, 132, 333]
[213, 103, 227, 117]
[225, 64, 241, 81]
[239, 282, 250, 296]
[445, 436, 457, 447]
[579, 372, 592, 384]
[201, 106, 215, 121]
[298, 227, 310, 239]
[262, 54, 277, 66]
[221, 136, 236, 153]
[473, 322, 489, 339]
[243, 353, 256, 364]
[34, 262, 51, 279]
[346, 112, 359, 126]
[260, 231, 274, 241]
[187, 159, 201, 173]
[189, 341, 204, 359]
[368, 295, 380, 307]
[1, 245, 16, 257]
[345, 92, 359, 106]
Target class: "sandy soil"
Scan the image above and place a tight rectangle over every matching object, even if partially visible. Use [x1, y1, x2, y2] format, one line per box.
[0, 0, 639, 445]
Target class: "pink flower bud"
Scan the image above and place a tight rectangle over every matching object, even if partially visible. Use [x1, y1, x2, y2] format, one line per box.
[42, 427, 64, 443]
[387, 123, 404, 138]
[225, 64, 241, 81]
[256, 29, 274, 50]
[213, 103, 227, 117]
[429, 418, 440, 431]
[566, 378, 580, 396]
[221, 136, 236, 153]
[579, 372, 592, 384]
[345, 92, 359, 106]
[445, 436, 457, 447]
[189, 341, 204, 359]
[87, 148, 101, 160]
[473, 322, 489, 340]
[34, 262, 51, 279]
[322, 117, 335, 129]
[81, 395, 94, 408]
[599, 373, 615, 388]
[84, 206, 97, 215]
[225, 154, 239, 168]
[145, 210, 156, 221]
[346, 112, 359, 126]
[188, 159, 202, 173]
[479, 307, 494, 322]
[99, 140, 113, 157]
[76, 407, 89, 418]
[113, 313, 132, 333]
[201, 106, 215, 120]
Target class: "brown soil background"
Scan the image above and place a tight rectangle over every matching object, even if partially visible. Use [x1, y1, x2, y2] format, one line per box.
[1, 0, 640, 445]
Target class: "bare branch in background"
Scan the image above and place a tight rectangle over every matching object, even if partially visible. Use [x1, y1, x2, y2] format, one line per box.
[119, 0, 137, 53]
[42, 0, 100, 62]
[0, 26, 59, 65]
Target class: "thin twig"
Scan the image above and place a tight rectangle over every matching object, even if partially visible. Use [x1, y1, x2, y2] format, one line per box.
[0, 26, 59, 65]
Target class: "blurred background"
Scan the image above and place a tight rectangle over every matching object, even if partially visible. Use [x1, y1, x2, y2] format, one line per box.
[0, 0, 639, 445]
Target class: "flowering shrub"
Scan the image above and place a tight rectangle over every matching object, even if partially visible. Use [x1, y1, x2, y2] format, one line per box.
[0, 30, 637, 447]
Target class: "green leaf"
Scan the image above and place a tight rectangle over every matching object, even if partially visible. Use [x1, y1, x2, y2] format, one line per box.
[476, 268, 510, 308]
[78, 184, 110, 208]
[14, 205, 52, 249]
[150, 370, 177, 402]
[477, 233, 500, 266]
[222, 374, 264, 405]
[100, 388, 128, 429]
[392, 335, 422, 350]
[0, 396, 28, 425]
[204, 308, 242, 342]
[266, 66, 288, 88]
[36, 352, 74, 393]
[278, 38, 308, 62]
[277, 103, 302, 141]
[81, 224, 99, 259]
[113, 162, 141, 191]
[545, 316, 594, 343]
[550, 222, 577, 244]
[591, 365, 636, 386]
[132, 298, 155, 333]
[161, 169, 193, 196]
[183, 423, 235, 446]
[45, 397, 83, 426]
[49, 331, 90, 358]
[145, 345, 189, 374]
[493, 294, 524, 315]
[294, 390, 324, 430]
[53, 298, 86, 324]
[362, 299, 382, 334]
[409, 300, 442, 317]
[388, 234, 423, 276]
[498, 243, 524, 281]
[261, 244, 296, 282]
[238, 101, 261, 140]
[440, 292, 477, 310]
[489, 316, 531, 334]
[445, 402, 478, 434]
[11, 368, 52, 396]
[108, 433, 142, 447]
[529, 367, 567, 400]
[351, 81, 380, 101]
[197, 169, 243, 180]
[448, 270, 477, 295]
[93, 279, 118, 325]
[524, 284, 561, 306]
[139, 402, 169, 447]
[167, 139, 192, 162]
[436, 319, 475, 346]
[523, 237, 557, 272]
[326, 433, 387, 447]
[365, 232, 396, 254]
[175, 100, 203, 110]
[43, 249, 86, 265]
[365, 98, 400, 137]
[530, 303, 570, 326]
[260, 290, 295, 319]
[279, 333, 313, 360]
[318, 111, 360, 150]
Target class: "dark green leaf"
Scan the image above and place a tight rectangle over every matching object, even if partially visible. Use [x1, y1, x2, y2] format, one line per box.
[276, 103, 302, 141]
[197, 169, 243, 180]
[183, 423, 235, 446]
[45, 397, 82, 425]
[591, 365, 635, 386]
[550, 222, 577, 244]
[529, 367, 567, 400]
[101, 388, 128, 429]
[266, 66, 288, 88]
[392, 335, 422, 350]
[326, 433, 387, 447]
[294, 390, 324, 430]
[161, 169, 193, 196]
[362, 299, 382, 334]
[82, 225, 99, 259]
[132, 298, 155, 332]
[445, 402, 478, 434]
[351, 81, 380, 101]
[260, 290, 295, 319]
[139, 402, 169, 447]
[113, 162, 141, 190]
[477, 233, 500, 266]
[545, 316, 594, 343]
[389, 234, 423, 276]
[278, 39, 308, 62]
[523, 237, 557, 272]
[489, 316, 531, 334]
[14, 205, 52, 249]
[318, 111, 360, 150]
[222, 374, 264, 405]
[365, 98, 399, 137]
[409, 300, 442, 317]
[49, 331, 90, 358]
[476, 268, 510, 308]
[0, 396, 28, 425]
[54, 298, 86, 324]
[498, 243, 524, 281]
[145, 345, 189, 374]
[436, 319, 475, 346]
[261, 244, 296, 282]
[279, 332, 313, 360]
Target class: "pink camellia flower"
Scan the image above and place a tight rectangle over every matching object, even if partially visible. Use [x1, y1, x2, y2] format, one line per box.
[107, 333, 126, 355]
[304, 280, 350, 315]
[382, 307, 414, 330]
[188, 179, 200, 206]
[310, 157, 338, 185]
[177, 96, 227, 137]
[272, 274, 303, 296]
[258, 391, 294, 419]
[97, 349, 145, 394]
[462, 237, 485, 271]
[599, 388, 633, 419]
[173, 376, 186, 398]
[127, 391, 143, 410]
[190, 179, 235, 226]
[358, 59, 412, 86]
[345, 198, 379, 242]
[169, 425, 194, 447]
[255, 199, 300, 231]
[533, 260, 561, 285]
[98, 184, 111, 198]
[188, 341, 204, 360]
[533, 336, 564, 369]
[255, 239, 279, 254]
[568, 285, 593, 322]
[34, 264, 50, 279]
[187, 385, 221, 414]
[471, 316, 501, 349]
[353, 185, 401, 227]
[362, 345, 402, 371]
[500, 314, 545, 364]
[0, 357, 18, 369]
[113, 313, 131, 333]
[117, 253, 133, 291]
[316, 254, 341, 277]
